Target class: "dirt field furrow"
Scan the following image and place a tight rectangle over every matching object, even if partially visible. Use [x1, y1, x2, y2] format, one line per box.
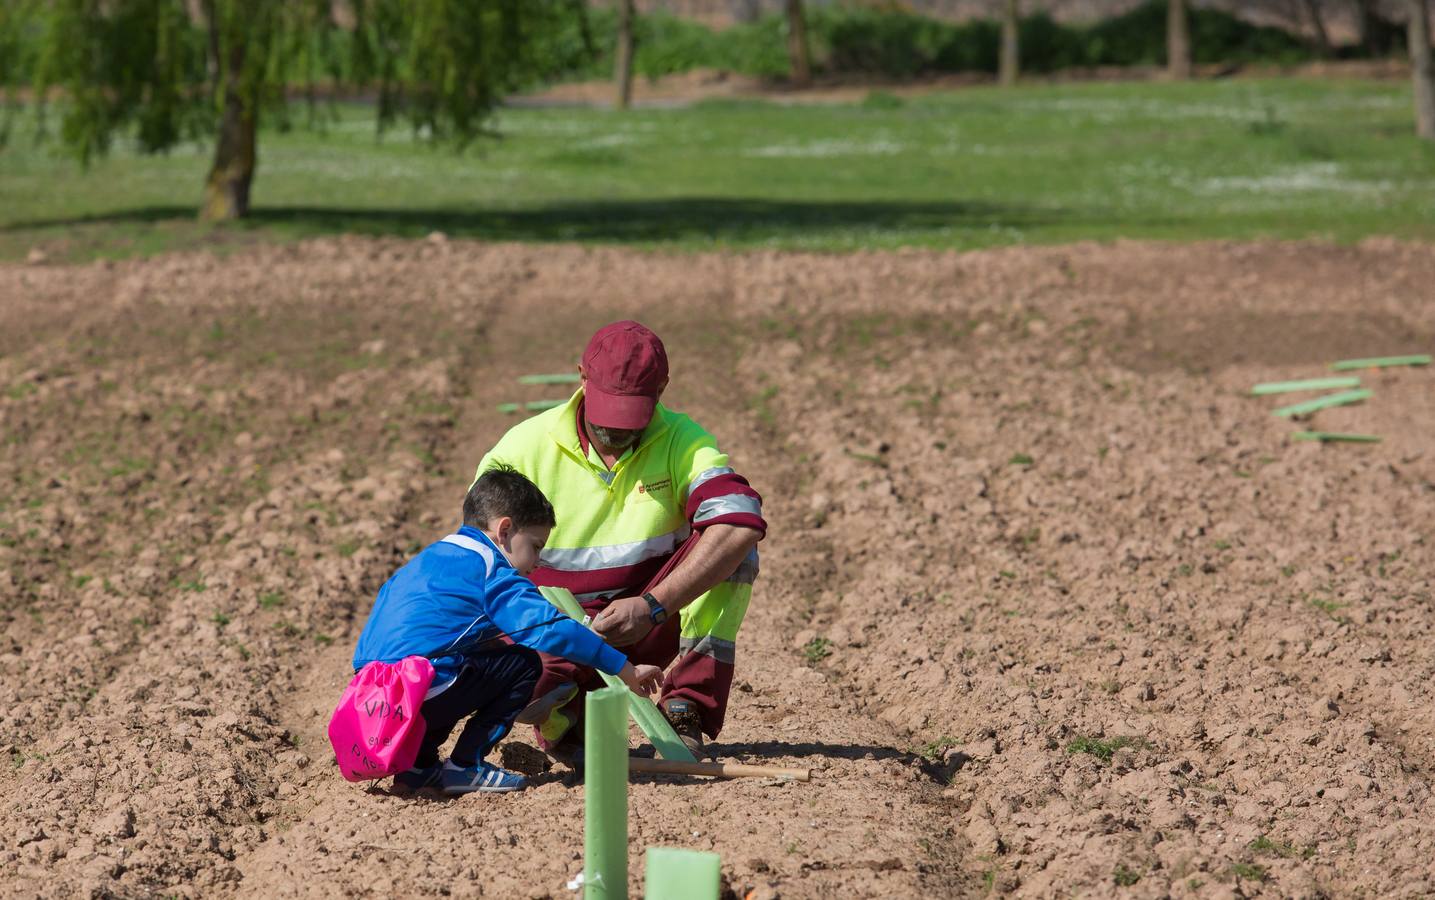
[731, 238, 1435, 895]
[218, 244, 967, 899]
[2, 236, 1433, 897]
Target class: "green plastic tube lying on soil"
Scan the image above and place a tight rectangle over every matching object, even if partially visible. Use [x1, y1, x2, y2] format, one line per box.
[1250, 377, 1361, 395]
[539, 587, 697, 763]
[1272, 389, 1372, 418]
[644, 848, 721, 900]
[1331, 355, 1431, 370]
[497, 399, 566, 413]
[1292, 431, 1383, 443]
[518, 373, 582, 384]
[585, 687, 628, 900]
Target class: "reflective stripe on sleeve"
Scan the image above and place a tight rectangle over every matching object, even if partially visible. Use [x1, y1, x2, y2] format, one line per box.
[726, 548, 759, 586]
[693, 493, 763, 524]
[678, 635, 736, 665]
[689, 466, 735, 492]
[538, 526, 691, 572]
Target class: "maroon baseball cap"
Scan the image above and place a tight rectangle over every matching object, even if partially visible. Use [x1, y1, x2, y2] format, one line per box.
[581, 321, 669, 429]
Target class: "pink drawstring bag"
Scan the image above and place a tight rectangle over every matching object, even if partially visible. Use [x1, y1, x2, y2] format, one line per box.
[328, 656, 436, 782]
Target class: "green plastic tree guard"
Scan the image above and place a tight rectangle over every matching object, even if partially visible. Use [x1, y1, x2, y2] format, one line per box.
[586, 687, 630, 900]
[538, 587, 697, 763]
[1292, 431, 1382, 443]
[1331, 355, 1430, 371]
[644, 848, 721, 900]
[1250, 376, 1360, 395]
[518, 373, 582, 384]
[1272, 389, 1372, 418]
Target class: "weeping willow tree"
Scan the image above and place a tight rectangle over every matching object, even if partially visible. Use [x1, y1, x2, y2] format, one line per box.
[11, 0, 571, 220]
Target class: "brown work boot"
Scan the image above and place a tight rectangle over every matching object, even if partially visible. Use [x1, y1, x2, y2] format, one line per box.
[660, 699, 708, 759]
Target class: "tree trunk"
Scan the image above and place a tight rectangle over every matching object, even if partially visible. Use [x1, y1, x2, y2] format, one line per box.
[733, 0, 761, 23]
[1355, 0, 1377, 53]
[999, 0, 1020, 86]
[1410, 0, 1435, 139]
[200, 42, 256, 220]
[614, 0, 635, 110]
[1302, 0, 1332, 56]
[1167, 0, 1192, 79]
[785, 0, 811, 86]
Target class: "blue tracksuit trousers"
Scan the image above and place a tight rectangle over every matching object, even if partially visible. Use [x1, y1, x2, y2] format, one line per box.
[416, 644, 541, 767]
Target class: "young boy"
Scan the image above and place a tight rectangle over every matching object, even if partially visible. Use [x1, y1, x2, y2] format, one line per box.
[352, 464, 660, 795]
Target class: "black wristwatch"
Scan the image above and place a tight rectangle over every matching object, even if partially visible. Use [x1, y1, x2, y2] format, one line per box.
[642, 592, 668, 625]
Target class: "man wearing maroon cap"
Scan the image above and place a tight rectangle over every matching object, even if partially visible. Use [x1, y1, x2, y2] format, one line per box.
[473, 321, 766, 757]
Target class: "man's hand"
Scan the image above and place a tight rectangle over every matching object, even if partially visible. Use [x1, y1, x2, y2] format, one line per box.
[618, 662, 663, 695]
[593, 595, 656, 647]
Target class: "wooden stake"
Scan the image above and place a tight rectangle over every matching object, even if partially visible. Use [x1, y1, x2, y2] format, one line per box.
[628, 757, 811, 782]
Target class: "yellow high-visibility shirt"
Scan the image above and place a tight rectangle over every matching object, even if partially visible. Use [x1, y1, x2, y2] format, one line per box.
[474, 389, 764, 651]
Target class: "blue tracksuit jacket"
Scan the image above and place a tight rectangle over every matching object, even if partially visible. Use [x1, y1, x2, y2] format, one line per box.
[352, 526, 627, 694]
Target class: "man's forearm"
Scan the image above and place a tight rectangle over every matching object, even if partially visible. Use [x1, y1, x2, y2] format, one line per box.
[649, 524, 760, 613]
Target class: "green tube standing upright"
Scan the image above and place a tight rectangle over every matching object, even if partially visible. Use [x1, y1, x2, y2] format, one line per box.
[585, 686, 629, 899]
[644, 847, 721, 900]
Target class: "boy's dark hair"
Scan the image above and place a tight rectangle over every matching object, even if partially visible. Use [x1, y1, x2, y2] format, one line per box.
[463, 463, 556, 531]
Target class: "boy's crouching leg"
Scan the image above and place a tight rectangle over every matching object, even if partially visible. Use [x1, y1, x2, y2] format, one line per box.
[447, 645, 542, 767]
[419, 646, 542, 795]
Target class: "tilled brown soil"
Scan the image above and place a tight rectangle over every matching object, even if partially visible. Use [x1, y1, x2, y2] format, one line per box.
[1, 236, 1432, 898]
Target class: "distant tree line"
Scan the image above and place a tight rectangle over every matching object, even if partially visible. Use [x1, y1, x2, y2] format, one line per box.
[1, 0, 1431, 224]
[592, 0, 1432, 131]
[565, 0, 1425, 85]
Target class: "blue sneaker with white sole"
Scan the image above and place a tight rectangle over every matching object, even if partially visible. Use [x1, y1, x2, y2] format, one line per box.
[391, 763, 442, 796]
[439, 759, 528, 794]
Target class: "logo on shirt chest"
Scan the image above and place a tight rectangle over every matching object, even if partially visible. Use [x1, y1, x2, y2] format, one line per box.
[636, 476, 672, 496]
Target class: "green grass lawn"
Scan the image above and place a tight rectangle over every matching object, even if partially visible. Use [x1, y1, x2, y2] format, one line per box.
[2, 78, 1434, 260]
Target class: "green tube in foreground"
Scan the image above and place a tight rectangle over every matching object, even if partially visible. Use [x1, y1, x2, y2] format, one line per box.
[586, 686, 630, 900]
[644, 847, 721, 900]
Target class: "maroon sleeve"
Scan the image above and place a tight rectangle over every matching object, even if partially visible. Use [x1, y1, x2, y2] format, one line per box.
[685, 472, 766, 537]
